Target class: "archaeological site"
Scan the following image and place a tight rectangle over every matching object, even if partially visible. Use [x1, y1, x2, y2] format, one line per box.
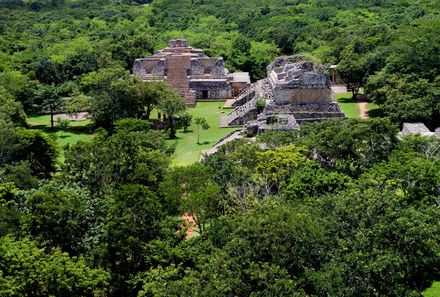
[134, 40, 344, 132]
[133, 39, 251, 107]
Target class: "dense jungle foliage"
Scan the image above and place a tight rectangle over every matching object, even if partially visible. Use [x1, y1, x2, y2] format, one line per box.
[1, 0, 440, 296]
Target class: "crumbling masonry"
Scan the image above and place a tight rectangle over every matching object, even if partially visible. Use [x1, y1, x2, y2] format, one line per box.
[220, 55, 345, 132]
[133, 39, 250, 106]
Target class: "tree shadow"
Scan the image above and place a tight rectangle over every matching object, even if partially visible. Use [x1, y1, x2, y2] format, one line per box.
[197, 141, 210, 145]
[168, 135, 182, 140]
[337, 96, 356, 103]
[367, 107, 384, 118]
[29, 122, 95, 135]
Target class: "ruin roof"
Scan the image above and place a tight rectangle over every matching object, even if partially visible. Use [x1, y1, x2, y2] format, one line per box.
[267, 55, 329, 89]
[401, 123, 434, 137]
[230, 72, 251, 84]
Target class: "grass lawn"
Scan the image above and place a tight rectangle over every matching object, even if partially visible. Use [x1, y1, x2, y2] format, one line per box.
[27, 114, 95, 162]
[335, 92, 360, 118]
[28, 103, 238, 166]
[423, 282, 440, 297]
[166, 102, 238, 166]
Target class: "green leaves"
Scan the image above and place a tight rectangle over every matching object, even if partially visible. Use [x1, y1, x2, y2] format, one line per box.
[0, 235, 110, 297]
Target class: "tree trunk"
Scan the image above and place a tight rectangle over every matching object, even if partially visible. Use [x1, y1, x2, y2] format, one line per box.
[168, 116, 176, 139]
[50, 106, 54, 128]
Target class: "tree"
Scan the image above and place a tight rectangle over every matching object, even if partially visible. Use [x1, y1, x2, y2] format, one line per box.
[105, 184, 165, 296]
[359, 135, 440, 205]
[158, 91, 186, 139]
[134, 79, 175, 120]
[337, 45, 368, 100]
[90, 78, 144, 130]
[0, 235, 109, 297]
[296, 118, 398, 176]
[56, 118, 70, 136]
[0, 183, 22, 237]
[194, 117, 209, 144]
[32, 55, 64, 85]
[255, 145, 308, 194]
[308, 188, 440, 296]
[63, 121, 170, 194]
[0, 86, 26, 126]
[23, 182, 88, 255]
[0, 127, 57, 178]
[283, 160, 352, 201]
[179, 112, 192, 132]
[161, 163, 222, 234]
[33, 84, 62, 128]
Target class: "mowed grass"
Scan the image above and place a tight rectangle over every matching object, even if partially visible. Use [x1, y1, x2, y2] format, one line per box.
[28, 103, 238, 166]
[335, 92, 361, 118]
[423, 282, 440, 297]
[166, 102, 238, 166]
[27, 114, 95, 162]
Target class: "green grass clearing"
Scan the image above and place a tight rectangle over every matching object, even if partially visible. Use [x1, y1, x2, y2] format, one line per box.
[423, 281, 440, 297]
[28, 103, 238, 166]
[27, 114, 95, 163]
[165, 102, 238, 166]
[335, 92, 361, 118]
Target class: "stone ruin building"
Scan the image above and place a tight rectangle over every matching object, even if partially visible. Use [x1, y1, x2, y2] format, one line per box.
[220, 55, 345, 132]
[399, 123, 440, 139]
[133, 39, 250, 106]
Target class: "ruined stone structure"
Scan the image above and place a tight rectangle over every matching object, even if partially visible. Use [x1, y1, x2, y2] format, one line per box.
[133, 39, 250, 106]
[220, 55, 345, 132]
[399, 123, 440, 139]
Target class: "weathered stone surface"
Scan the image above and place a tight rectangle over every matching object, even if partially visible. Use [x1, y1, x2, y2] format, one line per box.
[133, 39, 250, 106]
[399, 123, 436, 138]
[222, 55, 345, 131]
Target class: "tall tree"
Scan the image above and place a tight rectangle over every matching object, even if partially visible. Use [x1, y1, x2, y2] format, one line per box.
[337, 45, 368, 100]
[158, 91, 186, 139]
[194, 117, 209, 144]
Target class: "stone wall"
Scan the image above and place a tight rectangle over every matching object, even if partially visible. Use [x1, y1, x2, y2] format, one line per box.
[189, 79, 232, 99]
[273, 88, 333, 105]
[133, 58, 166, 77]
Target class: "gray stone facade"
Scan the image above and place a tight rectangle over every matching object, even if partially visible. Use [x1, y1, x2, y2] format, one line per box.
[220, 55, 345, 131]
[133, 39, 250, 106]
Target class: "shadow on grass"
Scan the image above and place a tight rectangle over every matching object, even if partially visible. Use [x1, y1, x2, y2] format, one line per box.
[30, 123, 95, 135]
[337, 97, 356, 103]
[197, 141, 210, 145]
[168, 136, 182, 140]
[367, 107, 384, 118]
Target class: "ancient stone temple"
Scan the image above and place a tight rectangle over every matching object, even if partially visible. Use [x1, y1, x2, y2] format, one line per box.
[133, 39, 250, 106]
[220, 55, 345, 132]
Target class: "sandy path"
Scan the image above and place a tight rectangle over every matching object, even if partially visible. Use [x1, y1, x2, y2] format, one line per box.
[181, 214, 196, 239]
[54, 112, 89, 121]
[358, 102, 368, 119]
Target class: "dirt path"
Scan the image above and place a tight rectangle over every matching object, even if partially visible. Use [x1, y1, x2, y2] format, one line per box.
[54, 112, 89, 121]
[181, 214, 196, 239]
[358, 102, 368, 119]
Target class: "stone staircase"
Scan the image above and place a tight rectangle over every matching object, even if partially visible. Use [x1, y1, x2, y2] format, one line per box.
[229, 85, 256, 107]
[220, 79, 271, 127]
[220, 96, 258, 127]
[165, 55, 196, 106]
